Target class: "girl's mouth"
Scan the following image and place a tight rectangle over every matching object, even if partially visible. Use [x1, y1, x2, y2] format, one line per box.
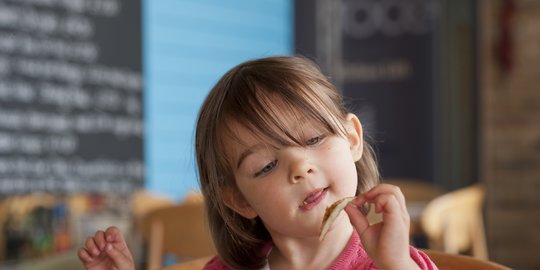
[299, 187, 328, 211]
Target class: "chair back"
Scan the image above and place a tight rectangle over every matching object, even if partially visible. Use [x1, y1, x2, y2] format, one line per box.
[422, 249, 511, 270]
[383, 178, 444, 203]
[140, 195, 215, 270]
[421, 184, 488, 259]
[131, 190, 175, 231]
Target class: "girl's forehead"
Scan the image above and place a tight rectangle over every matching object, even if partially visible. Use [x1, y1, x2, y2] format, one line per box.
[221, 122, 268, 167]
[224, 118, 298, 146]
[226, 121, 263, 147]
[222, 117, 321, 157]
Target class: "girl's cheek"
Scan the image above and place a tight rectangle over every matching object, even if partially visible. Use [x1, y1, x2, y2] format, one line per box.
[320, 144, 335, 154]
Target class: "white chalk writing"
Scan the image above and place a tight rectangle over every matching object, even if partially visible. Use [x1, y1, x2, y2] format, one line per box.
[0, 0, 142, 194]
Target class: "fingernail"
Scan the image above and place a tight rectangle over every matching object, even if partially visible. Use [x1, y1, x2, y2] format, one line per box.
[93, 249, 100, 256]
[106, 243, 112, 251]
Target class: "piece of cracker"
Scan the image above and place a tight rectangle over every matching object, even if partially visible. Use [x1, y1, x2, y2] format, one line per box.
[319, 197, 354, 241]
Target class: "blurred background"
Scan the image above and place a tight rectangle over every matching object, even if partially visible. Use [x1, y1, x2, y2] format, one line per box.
[0, 0, 538, 269]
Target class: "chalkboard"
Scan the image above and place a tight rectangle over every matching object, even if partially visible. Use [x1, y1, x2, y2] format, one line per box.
[340, 0, 435, 181]
[296, 0, 436, 182]
[0, 0, 143, 194]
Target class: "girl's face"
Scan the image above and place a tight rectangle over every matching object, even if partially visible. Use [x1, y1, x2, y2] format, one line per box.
[223, 113, 364, 240]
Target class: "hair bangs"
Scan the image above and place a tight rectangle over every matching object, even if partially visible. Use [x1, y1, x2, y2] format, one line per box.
[220, 77, 347, 153]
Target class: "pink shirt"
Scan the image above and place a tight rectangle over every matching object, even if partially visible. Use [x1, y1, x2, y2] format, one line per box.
[203, 231, 438, 269]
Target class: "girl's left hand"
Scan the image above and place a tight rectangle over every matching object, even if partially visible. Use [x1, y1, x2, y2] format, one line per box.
[344, 184, 420, 270]
[77, 226, 135, 270]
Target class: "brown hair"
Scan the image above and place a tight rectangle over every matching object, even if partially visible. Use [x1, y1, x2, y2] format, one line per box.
[195, 56, 379, 269]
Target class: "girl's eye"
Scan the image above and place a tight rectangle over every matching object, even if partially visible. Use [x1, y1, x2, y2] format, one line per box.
[306, 135, 325, 146]
[255, 160, 277, 177]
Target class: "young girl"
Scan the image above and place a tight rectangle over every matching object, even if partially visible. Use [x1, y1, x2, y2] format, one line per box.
[78, 56, 437, 270]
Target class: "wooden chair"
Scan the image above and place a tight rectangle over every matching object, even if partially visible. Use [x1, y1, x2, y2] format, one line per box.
[420, 184, 488, 259]
[140, 194, 215, 270]
[383, 178, 444, 203]
[131, 190, 176, 230]
[422, 249, 511, 270]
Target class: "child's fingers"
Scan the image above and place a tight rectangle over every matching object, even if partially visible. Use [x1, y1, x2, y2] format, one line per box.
[105, 226, 134, 261]
[348, 195, 366, 208]
[371, 193, 410, 226]
[104, 243, 134, 269]
[105, 226, 129, 252]
[345, 202, 370, 236]
[366, 184, 406, 206]
[105, 226, 123, 243]
[77, 248, 94, 263]
[348, 195, 371, 219]
[85, 236, 101, 257]
[365, 184, 407, 214]
[93, 230, 107, 251]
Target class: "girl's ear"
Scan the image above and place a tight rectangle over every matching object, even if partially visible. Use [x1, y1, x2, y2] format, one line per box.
[222, 187, 258, 219]
[345, 113, 363, 161]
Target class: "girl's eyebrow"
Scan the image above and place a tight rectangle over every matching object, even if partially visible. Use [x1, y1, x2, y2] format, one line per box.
[236, 144, 264, 169]
[236, 143, 280, 169]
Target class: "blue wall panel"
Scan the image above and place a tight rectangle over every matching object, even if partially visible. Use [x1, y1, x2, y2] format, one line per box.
[144, 0, 293, 200]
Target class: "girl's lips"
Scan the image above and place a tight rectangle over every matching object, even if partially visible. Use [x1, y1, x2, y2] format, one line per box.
[299, 188, 328, 211]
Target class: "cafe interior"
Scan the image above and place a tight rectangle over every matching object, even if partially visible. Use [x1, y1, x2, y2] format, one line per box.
[0, 0, 538, 269]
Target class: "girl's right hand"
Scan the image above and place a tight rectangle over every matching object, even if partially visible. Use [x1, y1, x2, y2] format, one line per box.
[77, 226, 135, 270]
[345, 184, 419, 270]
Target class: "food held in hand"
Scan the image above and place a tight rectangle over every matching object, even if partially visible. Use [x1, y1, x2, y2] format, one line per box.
[319, 197, 354, 241]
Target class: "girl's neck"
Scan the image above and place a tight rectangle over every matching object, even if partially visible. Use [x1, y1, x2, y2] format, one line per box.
[267, 219, 354, 270]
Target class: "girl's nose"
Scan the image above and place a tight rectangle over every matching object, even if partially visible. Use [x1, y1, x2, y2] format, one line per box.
[288, 149, 315, 183]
